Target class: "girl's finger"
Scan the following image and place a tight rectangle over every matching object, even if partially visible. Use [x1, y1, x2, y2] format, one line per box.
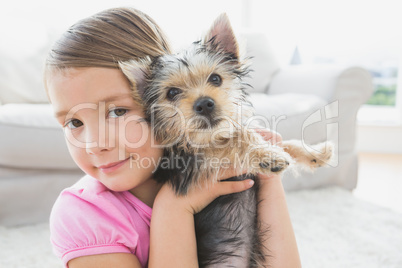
[217, 166, 248, 181]
[255, 128, 273, 139]
[213, 179, 254, 197]
[255, 128, 283, 145]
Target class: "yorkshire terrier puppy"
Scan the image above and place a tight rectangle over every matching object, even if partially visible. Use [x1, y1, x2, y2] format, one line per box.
[121, 14, 333, 267]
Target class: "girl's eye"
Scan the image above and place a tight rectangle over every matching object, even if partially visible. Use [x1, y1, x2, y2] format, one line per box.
[208, 73, 222, 87]
[108, 108, 128, 118]
[65, 119, 83, 129]
[167, 87, 182, 101]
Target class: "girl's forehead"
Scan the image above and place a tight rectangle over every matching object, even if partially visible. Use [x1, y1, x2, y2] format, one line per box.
[46, 67, 89, 85]
[48, 67, 135, 112]
[46, 67, 96, 97]
[49, 68, 132, 97]
[50, 67, 113, 83]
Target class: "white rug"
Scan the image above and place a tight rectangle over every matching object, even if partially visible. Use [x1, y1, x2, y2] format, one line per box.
[1, 187, 402, 268]
[287, 187, 402, 268]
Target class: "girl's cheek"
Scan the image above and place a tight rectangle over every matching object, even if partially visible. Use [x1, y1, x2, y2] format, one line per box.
[64, 128, 87, 148]
[65, 142, 88, 170]
[121, 119, 151, 149]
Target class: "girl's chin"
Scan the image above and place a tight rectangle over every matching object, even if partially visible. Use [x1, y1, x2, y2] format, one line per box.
[101, 178, 135, 192]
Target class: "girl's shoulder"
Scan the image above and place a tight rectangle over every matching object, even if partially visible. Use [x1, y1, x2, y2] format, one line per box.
[49, 175, 152, 266]
[70, 174, 109, 194]
[52, 175, 115, 213]
[66, 175, 110, 198]
[51, 175, 151, 221]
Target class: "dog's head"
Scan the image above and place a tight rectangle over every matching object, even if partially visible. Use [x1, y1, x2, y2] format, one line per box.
[121, 14, 253, 149]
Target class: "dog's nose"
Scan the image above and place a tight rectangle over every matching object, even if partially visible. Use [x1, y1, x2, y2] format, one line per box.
[194, 97, 215, 116]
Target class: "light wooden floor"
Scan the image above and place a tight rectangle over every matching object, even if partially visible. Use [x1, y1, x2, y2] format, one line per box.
[354, 153, 402, 213]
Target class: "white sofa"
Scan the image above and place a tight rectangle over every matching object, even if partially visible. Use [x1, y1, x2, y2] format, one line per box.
[0, 32, 373, 226]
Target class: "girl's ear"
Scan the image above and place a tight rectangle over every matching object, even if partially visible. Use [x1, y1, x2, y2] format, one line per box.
[119, 58, 151, 101]
[203, 13, 239, 59]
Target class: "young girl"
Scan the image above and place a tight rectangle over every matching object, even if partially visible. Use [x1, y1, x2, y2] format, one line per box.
[46, 7, 301, 268]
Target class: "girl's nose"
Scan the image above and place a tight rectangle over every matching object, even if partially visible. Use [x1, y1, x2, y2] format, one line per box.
[86, 143, 109, 155]
[85, 126, 113, 155]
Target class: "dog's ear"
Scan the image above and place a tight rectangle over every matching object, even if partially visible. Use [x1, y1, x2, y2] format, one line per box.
[203, 13, 239, 59]
[119, 58, 151, 102]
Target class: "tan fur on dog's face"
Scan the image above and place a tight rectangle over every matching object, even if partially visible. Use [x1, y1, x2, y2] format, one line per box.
[159, 55, 246, 139]
[150, 49, 251, 149]
[120, 13, 253, 150]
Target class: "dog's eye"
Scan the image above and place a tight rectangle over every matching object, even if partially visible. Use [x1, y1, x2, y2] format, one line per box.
[167, 87, 182, 101]
[208, 73, 222, 87]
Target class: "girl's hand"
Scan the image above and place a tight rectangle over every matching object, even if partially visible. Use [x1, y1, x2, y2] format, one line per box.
[154, 168, 253, 215]
[254, 128, 283, 146]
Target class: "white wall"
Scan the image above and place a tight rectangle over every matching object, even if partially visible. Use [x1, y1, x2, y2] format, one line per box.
[0, 0, 244, 55]
[246, 0, 402, 67]
[357, 124, 402, 154]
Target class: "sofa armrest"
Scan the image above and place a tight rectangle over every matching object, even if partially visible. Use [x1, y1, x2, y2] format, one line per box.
[268, 65, 373, 104]
[268, 65, 373, 152]
[260, 65, 373, 191]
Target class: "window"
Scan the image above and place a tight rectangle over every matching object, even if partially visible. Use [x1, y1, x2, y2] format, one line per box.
[367, 64, 398, 107]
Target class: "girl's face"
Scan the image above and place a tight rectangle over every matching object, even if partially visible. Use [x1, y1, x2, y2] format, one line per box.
[47, 67, 163, 204]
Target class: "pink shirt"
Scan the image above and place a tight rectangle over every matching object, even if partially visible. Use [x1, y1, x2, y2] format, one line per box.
[50, 175, 152, 267]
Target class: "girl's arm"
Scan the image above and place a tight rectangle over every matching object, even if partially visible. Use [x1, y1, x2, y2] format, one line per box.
[68, 253, 142, 268]
[149, 173, 254, 267]
[257, 174, 302, 268]
[255, 128, 301, 267]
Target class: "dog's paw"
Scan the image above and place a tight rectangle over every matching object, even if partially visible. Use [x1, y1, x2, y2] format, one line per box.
[306, 142, 334, 169]
[259, 159, 290, 173]
[258, 150, 292, 174]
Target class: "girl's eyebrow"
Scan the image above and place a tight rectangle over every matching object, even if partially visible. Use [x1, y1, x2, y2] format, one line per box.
[101, 94, 133, 104]
[55, 93, 133, 119]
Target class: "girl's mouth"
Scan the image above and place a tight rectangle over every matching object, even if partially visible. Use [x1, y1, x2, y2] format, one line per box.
[98, 157, 131, 174]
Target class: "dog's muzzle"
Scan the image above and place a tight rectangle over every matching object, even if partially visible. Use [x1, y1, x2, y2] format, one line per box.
[194, 97, 215, 116]
[193, 97, 221, 129]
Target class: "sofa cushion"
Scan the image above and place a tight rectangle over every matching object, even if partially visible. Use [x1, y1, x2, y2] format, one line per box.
[0, 104, 78, 170]
[0, 15, 53, 105]
[0, 51, 50, 105]
[247, 93, 329, 144]
[238, 31, 280, 93]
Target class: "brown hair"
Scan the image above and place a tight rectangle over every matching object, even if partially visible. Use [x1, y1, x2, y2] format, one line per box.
[45, 7, 171, 73]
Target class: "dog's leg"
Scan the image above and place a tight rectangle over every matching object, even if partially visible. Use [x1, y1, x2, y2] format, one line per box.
[218, 128, 292, 175]
[282, 140, 334, 169]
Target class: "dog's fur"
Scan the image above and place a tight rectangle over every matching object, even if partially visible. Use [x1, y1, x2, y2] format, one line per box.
[121, 14, 333, 267]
